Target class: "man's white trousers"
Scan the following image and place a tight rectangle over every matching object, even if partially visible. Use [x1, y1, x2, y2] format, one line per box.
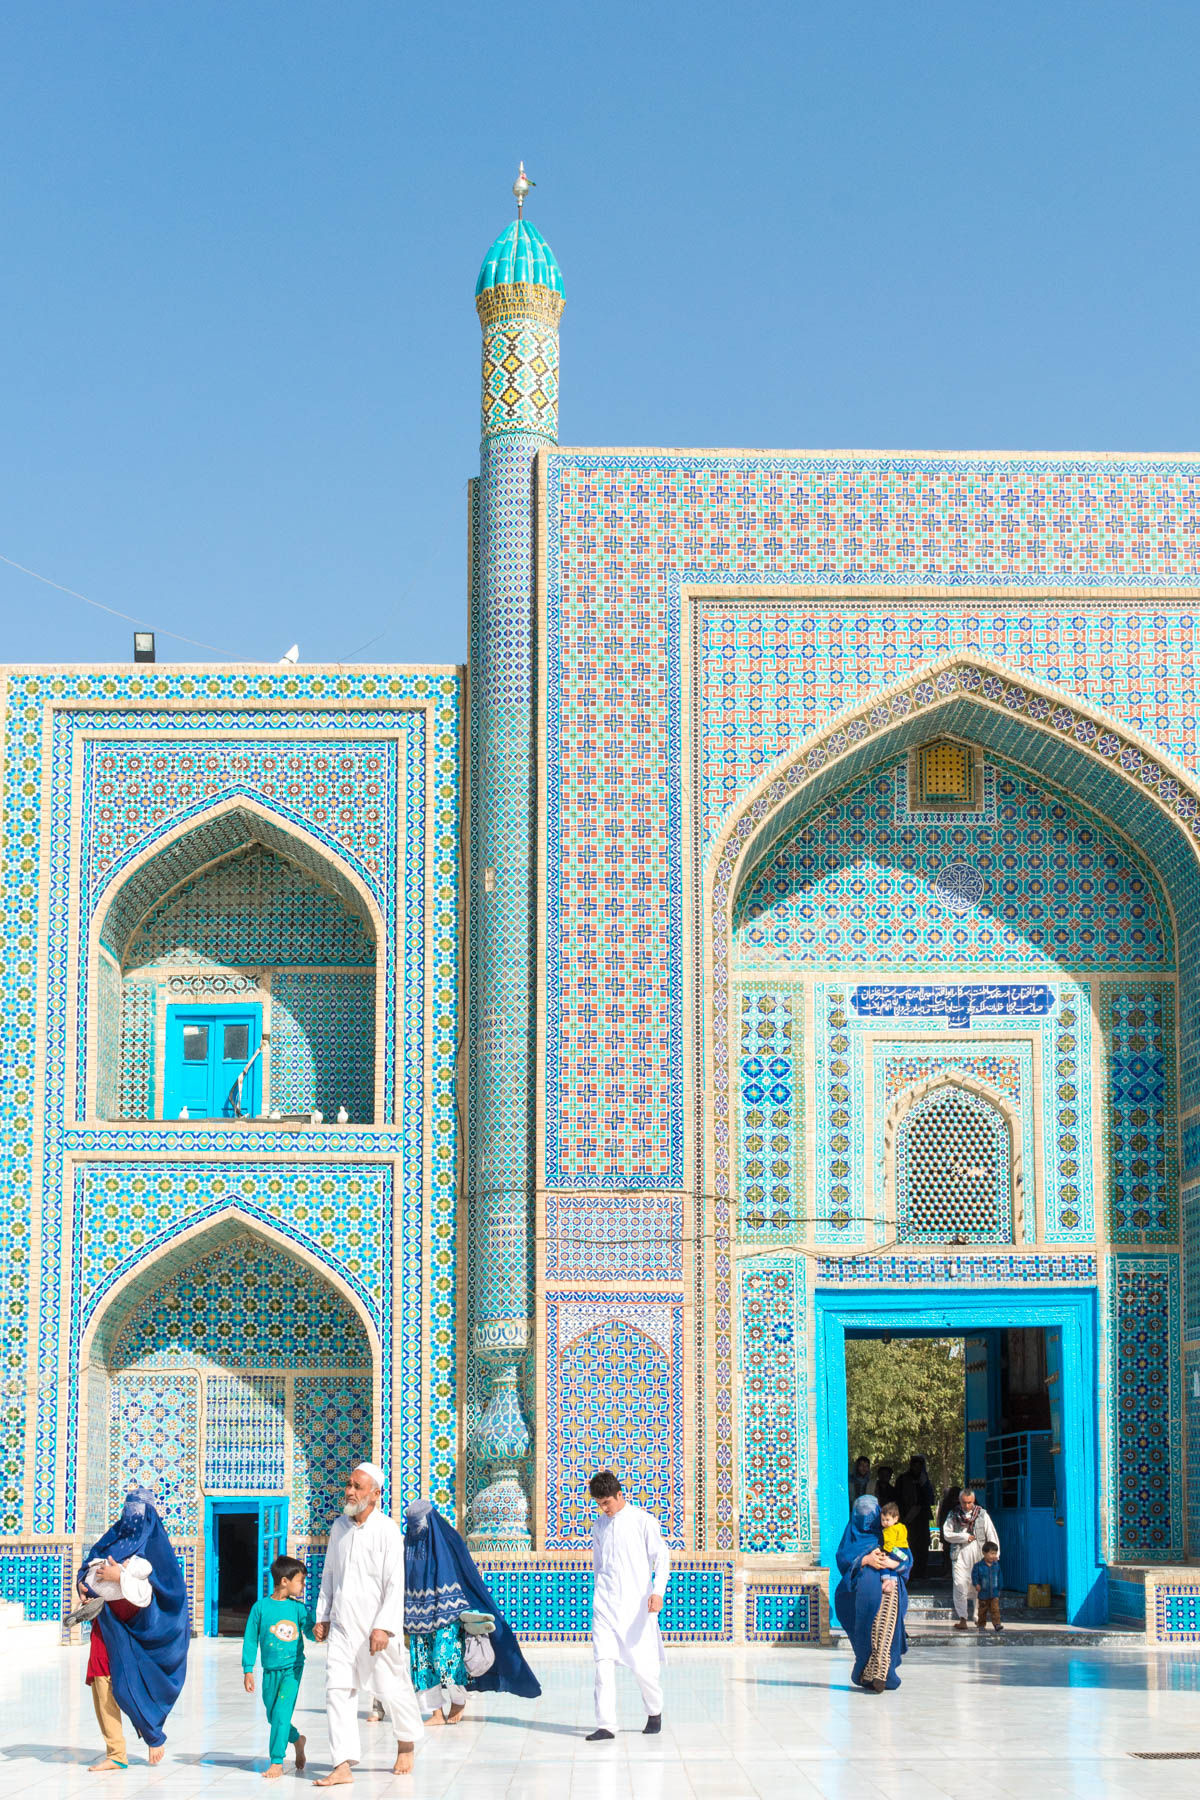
[593, 1658, 663, 1730]
[326, 1659, 424, 1766]
[951, 1547, 979, 1620]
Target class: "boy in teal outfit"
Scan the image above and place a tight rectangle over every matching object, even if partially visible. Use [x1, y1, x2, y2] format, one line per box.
[242, 1555, 315, 1780]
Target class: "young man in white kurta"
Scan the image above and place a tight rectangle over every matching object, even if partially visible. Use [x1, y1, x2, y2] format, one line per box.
[313, 1463, 424, 1785]
[588, 1472, 671, 1737]
[942, 1487, 1001, 1626]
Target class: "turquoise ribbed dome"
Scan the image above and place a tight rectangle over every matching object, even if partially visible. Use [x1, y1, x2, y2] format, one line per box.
[475, 220, 564, 297]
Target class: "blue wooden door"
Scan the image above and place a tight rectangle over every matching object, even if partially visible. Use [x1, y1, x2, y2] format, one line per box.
[164, 1006, 261, 1118]
[258, 1498, 288, 1600]
[963, 1333, 990, 1492]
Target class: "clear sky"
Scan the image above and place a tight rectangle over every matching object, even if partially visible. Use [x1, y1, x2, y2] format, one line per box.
[4, 1, 1200, 667]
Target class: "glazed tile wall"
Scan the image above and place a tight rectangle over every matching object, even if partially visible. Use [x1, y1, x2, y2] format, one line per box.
[733, 758, 1170, 971]
[269, 970, 376, 1122]
[736, 1257, 808, 1553]
[0, 667, 460, 1542]
[1100, 983, 1179, 1242]
[1106, 1254, 1182, 1560]
[544, 1293, 685, 1550]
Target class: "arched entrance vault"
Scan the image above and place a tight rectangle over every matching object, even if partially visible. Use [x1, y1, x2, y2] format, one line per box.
[78, 1212, 380, 1629]
[703, 652, 1200, 1563]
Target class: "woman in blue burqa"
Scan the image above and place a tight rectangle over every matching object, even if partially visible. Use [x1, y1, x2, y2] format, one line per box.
[76, 1487, 189, 1768]
[833, 1494, 911, 1692]
[403, 1499, 541, 1724]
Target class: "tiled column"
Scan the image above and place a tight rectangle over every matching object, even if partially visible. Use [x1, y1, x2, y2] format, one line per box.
[468, 281, 563, 1548]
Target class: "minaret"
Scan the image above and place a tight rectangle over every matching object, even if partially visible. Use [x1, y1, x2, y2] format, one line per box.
[466, 169, 564, 1548]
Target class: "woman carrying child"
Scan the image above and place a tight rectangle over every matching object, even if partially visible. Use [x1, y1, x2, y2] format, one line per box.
[833, 1494, 912, 1693]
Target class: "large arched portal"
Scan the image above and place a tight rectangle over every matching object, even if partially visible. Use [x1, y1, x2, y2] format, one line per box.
[708, 659, 1196, 1623]
[89, 1225, 373, 1634]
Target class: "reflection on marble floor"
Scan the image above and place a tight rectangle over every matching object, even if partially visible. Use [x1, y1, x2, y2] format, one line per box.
[2, 1638, 1200, 1799]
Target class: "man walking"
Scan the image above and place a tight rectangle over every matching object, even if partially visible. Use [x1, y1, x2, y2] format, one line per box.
[942, 1485, 1000, 1630]
[312, 1463, 424, 1786]
[585, 1470, 670, 1741]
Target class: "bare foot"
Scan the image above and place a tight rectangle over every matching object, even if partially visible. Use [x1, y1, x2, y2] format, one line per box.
[148, 1746, 165, 1765]
[263, 1764, 284, 1782]
[313, 1765, 354, 1788]
[87, 1759, 126, 1773]
[446, 1703, 466, 1725]
[392, 1742, 415, 1775]
[294, 1734, 307, 1770]
[425, 1708, 446, 1728]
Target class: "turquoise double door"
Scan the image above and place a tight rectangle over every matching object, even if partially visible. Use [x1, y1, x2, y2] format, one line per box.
[204, 1496, 289, 1636]
[164, 1004, 262, 1119]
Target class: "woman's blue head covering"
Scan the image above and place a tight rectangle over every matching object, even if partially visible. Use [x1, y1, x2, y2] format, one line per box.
[402, 1500, 540, 1700]
[835, 1494, 883, 1577]
[78, 1490, 189, 1749]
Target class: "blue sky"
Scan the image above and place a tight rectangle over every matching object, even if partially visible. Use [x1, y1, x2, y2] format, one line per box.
[3, 1, 1199, 667]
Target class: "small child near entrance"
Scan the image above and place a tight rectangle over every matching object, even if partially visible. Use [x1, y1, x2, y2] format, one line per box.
[971, 1543, 1004, 1632]
[242, 1555, 316, 1780]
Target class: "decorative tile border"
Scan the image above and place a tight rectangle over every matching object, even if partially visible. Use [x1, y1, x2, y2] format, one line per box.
[743, 1580, 824, 1644]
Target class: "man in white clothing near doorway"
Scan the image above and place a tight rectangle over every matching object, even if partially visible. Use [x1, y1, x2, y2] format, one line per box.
[312, 1462, 424, 1786]
[586, 1469, 671, 1741]
[942, 1486, 1001, 1629]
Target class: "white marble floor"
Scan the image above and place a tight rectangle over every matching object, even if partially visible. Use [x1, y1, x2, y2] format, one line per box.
[3, 1637, 1200, 1799]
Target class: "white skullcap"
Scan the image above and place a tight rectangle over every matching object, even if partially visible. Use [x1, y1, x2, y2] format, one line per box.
[354, 1461, 385, 1490]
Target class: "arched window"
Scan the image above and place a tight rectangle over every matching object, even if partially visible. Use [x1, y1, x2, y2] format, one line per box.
[889, 1076, 1018, 1244]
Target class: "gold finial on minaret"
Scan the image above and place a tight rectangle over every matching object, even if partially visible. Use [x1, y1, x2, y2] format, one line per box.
[512, 161, 535, 218]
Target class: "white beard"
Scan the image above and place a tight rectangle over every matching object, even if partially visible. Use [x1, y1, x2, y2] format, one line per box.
[343, 1499, 367, 1517]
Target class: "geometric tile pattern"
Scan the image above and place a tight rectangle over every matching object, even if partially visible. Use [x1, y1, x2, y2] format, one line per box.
[115, 978, 156, 1120]
[108, 1371, 200, 1536]
[1, 663, 459, 1540]
[109, 1233, 371, 1371]
[543, 1191, 684, 1280]
[544, 1296, 684, 1550]
[736, 1258, 808, 1552]
[1101, 984, 1179, 1242]
[474, 1557, 733, 1642]
[125, 843, 376, 969]
[1107, 1254, 1182, 1561]
[1186, 1190, 1200, 1340]
[1155, 1585, 1200, 1641]
[744, 1583, 823, 1643]
[269, 970, 376, 1123]
[736, 988, 801, 1240]
[203, 1375, 286, 1491]
[815, 1251, 1098, 1283]
[0, 1547, 75, 1625]
[1188, 1347, 1200, 1556]
[734, 758, 1170, 971]
[291, 1375, 372, 1536]
[894, 1082, 1013, 1244]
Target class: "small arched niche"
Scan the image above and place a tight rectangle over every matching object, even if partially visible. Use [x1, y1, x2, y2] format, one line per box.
[92, 806, 378, 1123]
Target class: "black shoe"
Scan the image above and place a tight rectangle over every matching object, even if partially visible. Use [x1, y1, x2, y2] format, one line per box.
[643, 1715, 662, 1735]
[586, 1729, 615, 1742]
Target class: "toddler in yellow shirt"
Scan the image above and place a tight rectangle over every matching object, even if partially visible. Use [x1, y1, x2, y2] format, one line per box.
[879, 1501, 909, 1565]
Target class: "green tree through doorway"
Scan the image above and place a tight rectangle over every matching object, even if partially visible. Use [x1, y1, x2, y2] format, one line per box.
[845, 1336, 965, 1494]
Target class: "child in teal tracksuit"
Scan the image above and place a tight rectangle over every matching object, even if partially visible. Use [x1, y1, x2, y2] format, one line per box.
[242, 1555, 316, 1779]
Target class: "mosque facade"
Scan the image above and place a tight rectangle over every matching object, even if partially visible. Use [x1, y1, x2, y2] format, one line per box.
[2, 199, 1200, 1642]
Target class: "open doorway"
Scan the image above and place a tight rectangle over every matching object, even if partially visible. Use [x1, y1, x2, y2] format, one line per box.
[204, 1497, 288, 1636]
[815, 1286, 1102, 1625]
[844, 1334, 964, 1583]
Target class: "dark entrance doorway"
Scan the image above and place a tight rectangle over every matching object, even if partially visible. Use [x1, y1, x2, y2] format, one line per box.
[204, 1497, 289, 1635]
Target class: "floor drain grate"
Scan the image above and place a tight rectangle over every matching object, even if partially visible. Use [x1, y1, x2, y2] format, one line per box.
[1130, 1752, 1200, 1759]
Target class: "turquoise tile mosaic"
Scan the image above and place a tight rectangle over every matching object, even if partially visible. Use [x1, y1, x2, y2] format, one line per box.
[544, 1294, 685, 1551]
[0, 666, 459, 1540]
[736, 1257, 809, 1553]
[1107, 1254, 1182, 1560]
[1156, 1586, 1200, 1641]
[744, 1583, 823, 1644]
[474, 1558, 732, 1642]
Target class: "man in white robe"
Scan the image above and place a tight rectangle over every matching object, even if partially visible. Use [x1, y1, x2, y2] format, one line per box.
[942, 1486, 1001, 1628]
[586, 1469, 670, 1740]
[312, 1462, 424, 1786]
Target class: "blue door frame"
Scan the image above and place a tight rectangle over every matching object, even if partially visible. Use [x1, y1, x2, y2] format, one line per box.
[203, 1497, 289, 1636]
[814, 1286, 1104, 1626]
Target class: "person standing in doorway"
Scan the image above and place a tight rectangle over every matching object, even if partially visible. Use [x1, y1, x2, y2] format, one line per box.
[896, 1456, 937, 1581]
[942, 1487, 1000, 1630]
[585, 1471, 670, 1741]
[312, 1463, 424, 1786]
[850, 1456, 873, 1501]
